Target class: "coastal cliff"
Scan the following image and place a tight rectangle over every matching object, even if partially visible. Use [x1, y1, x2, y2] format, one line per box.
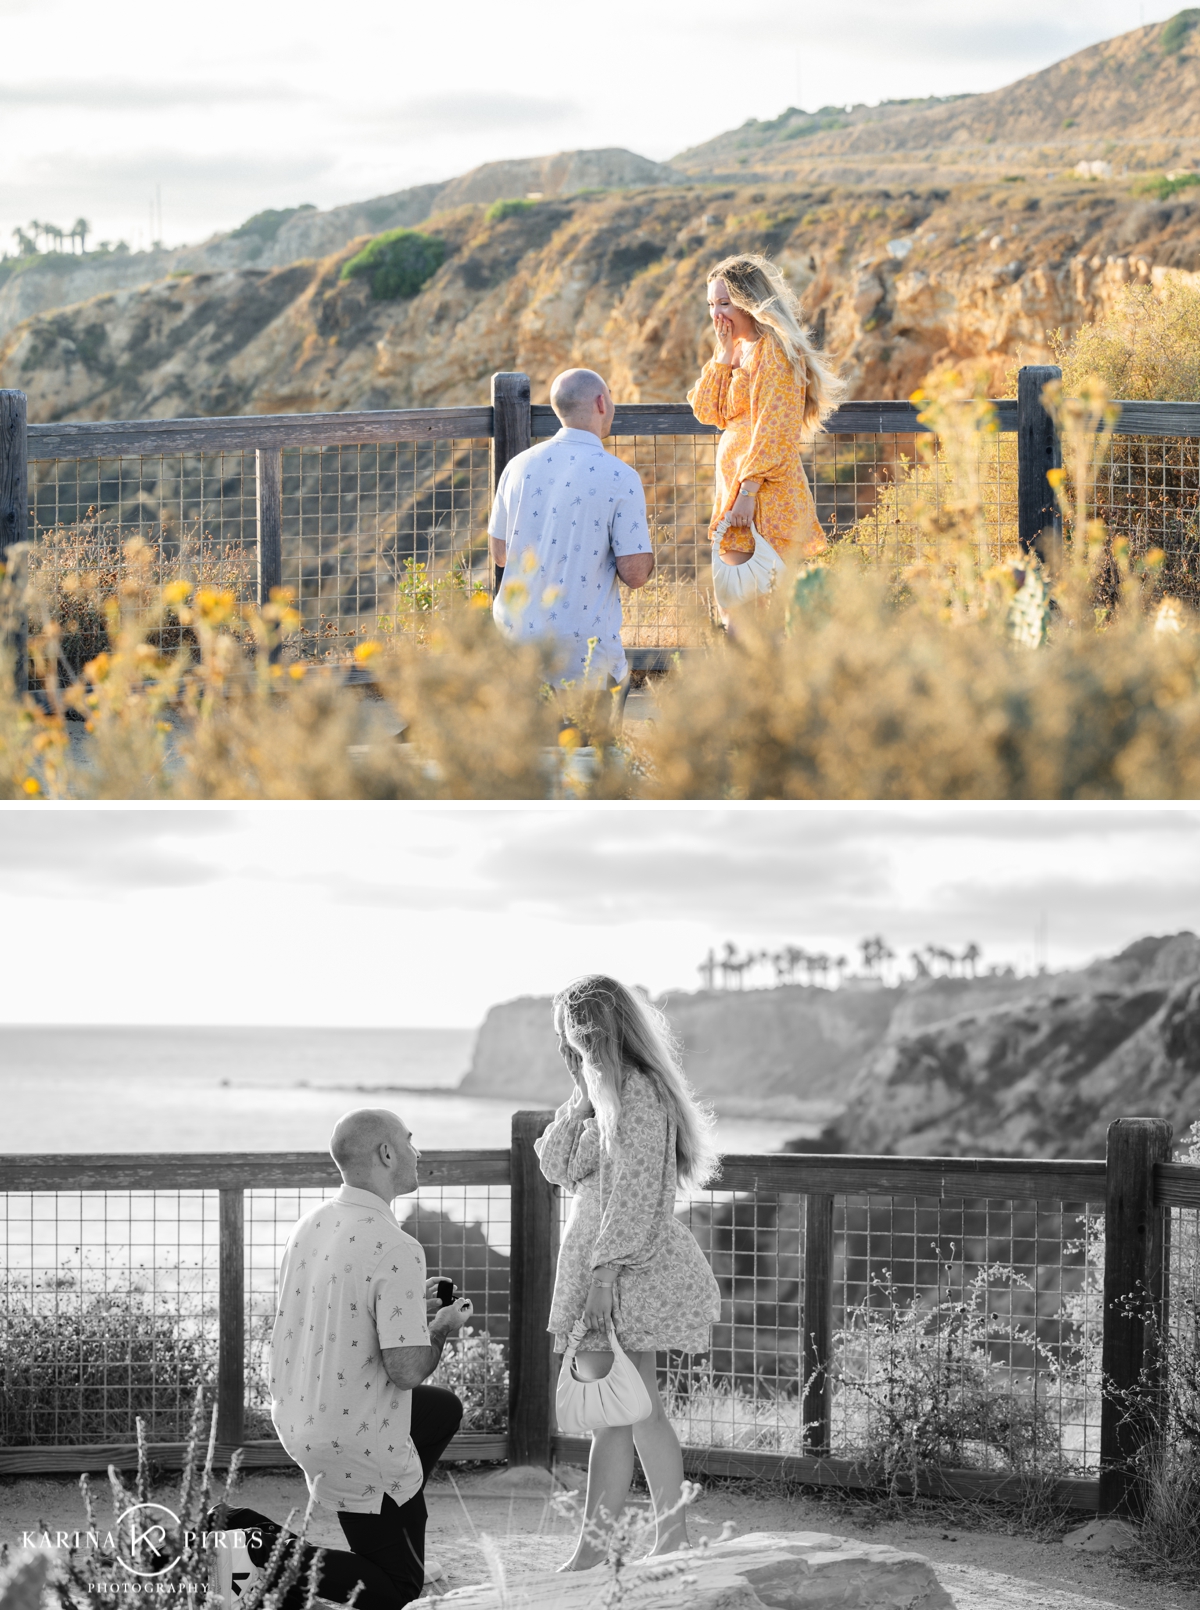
[458, 983, 902, 1114]
[462, 935, 1200, 1154]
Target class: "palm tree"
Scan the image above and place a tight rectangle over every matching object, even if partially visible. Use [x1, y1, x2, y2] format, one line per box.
[72, 217, 91, 254]
[860, 935, 895, 979]
[961, 941, 982, 978]
[697, 948, 717, 991]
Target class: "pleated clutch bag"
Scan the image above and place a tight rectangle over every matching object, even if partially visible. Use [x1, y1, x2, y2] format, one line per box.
[555, 1316, 654, 1434]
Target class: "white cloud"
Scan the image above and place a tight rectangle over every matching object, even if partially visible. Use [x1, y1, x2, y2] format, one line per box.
[0, 0, 1159, 250]
[0, 804, 1195, 1027]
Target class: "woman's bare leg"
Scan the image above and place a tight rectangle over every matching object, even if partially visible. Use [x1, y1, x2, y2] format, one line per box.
[629, 1350, 690, 1556]
[559, 1425, 636, 1570]
[559, 1350, 636, 1572]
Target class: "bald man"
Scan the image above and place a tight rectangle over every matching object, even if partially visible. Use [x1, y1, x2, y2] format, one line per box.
[222, 1110, 471, 1610]
[489, 368, 654, 687]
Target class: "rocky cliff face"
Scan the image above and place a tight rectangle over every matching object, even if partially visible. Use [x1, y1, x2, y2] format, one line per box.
[6, 174, 1199, 422]
[839, 933, 1200, 1158]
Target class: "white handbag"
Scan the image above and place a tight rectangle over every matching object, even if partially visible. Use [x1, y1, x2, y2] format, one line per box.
[711, 515, 785, 610]
[555, 1316, 654, 1435]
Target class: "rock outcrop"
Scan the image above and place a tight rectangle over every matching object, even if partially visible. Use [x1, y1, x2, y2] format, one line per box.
[421, 1531, 953, 1610]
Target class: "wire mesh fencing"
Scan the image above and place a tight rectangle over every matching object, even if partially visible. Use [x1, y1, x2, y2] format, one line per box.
[662, 1186, 1105, 1476]
[25, 441, 495, 660]
[0, 1179, 512, 1446]
[1081, 435, 1200, 607]
[0, 1187, 221, 1445]
[25, 423, 1024, 662]
[4, 1150, 1193, 1503]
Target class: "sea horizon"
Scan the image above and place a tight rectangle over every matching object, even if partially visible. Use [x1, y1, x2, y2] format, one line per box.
[0, 1024, 809, 1156]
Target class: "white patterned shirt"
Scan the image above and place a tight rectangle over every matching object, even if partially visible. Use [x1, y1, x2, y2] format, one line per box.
[488, 427, 652, 686]
[269, 1185, 428, 1513]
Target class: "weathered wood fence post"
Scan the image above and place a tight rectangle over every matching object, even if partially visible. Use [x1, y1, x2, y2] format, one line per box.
[216, 1185, 246, 1448]
[490, 372, 531, 595]
[256, 448, 283, 609]
[1017, 364, 1062, 557]
[509, 1110, 558, 1468]
[802, 1192, 834, 1456]
[1099, 1116, 1172, 1516]
[0, 389, 29, 692]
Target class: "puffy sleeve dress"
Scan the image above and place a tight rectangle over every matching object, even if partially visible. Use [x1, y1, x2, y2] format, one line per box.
[687, 334, 826, 563]
[534, 1070, 722, 1355]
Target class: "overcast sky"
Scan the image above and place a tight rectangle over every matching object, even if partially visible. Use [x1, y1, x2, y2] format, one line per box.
[0, 0, 1167, 253]
[0, 803, 1195, 1028]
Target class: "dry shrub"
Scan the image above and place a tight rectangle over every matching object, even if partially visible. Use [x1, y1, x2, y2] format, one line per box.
[638, 569, 1200, 799]
[1050, 280, 1200, 606]
[1051, 278, 1200, 402]
[26, 520, 254, 676]
[0, 547, 627, 801]
[8, 373, 1200, 800]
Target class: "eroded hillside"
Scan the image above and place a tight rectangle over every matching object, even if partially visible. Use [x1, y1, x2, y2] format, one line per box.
[6, 174, 1200, 420]
[839, 934, 1200, 1159]
[675, 14, 1200, 186]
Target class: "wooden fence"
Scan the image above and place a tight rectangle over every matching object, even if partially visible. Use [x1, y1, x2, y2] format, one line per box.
[2, 1114, 1199, 1519]
[3, 368, 1200, 646]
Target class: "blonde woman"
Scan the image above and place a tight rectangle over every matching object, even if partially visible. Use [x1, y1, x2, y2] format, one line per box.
[535, 975, 721, 1571]
[688, 253, 842, 568]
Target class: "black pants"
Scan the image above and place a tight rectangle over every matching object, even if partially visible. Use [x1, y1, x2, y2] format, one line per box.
[231, 1386, 462, 1610]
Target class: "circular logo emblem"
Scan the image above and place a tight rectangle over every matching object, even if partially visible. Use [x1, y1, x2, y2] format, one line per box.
[114, 1502, 181, 1577]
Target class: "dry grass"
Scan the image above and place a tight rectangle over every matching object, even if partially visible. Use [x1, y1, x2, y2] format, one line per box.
[6, 371, 1200, 799]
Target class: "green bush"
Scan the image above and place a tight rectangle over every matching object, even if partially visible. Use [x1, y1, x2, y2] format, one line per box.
[1134, 171, 1200, 201]
[484, 197, 536, 223]
[340, 229, 445, 300]
[230, 204, 316, 244]
[1161, 9, 1200, 53]
[0, 1279, 215, 1444]
[832, 1265, 1083, 1488]
[430, 1328, 509, 1432]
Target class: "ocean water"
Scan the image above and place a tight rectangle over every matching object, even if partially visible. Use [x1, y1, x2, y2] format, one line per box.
[0, 1025, 802, 1156]
[0, 1027, 807, 1291]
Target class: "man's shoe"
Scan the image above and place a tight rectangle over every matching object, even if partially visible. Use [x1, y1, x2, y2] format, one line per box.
[209, 1512, 267, 1608]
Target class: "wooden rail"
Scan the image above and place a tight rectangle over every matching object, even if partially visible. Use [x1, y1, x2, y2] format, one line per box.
[7, 372, 1200, 645]
[2, 1118, 1199, 1519]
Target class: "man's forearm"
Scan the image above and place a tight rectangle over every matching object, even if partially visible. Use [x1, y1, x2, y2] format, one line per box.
[384, 1328, 448, 1390]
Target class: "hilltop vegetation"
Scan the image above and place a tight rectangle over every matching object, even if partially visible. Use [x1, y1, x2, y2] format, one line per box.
[675, 12, 1200, 185]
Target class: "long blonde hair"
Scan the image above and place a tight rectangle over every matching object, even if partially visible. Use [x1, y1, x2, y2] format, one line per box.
[707, 252, 843, 433]
[553, 975, 720, 1191]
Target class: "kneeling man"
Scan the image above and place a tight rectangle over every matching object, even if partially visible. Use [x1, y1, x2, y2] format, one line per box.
[489, 368, 655, 687]
[225, 1108, 471, 1610]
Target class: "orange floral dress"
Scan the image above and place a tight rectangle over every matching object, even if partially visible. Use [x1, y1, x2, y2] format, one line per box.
[687, 335, 825, 561]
